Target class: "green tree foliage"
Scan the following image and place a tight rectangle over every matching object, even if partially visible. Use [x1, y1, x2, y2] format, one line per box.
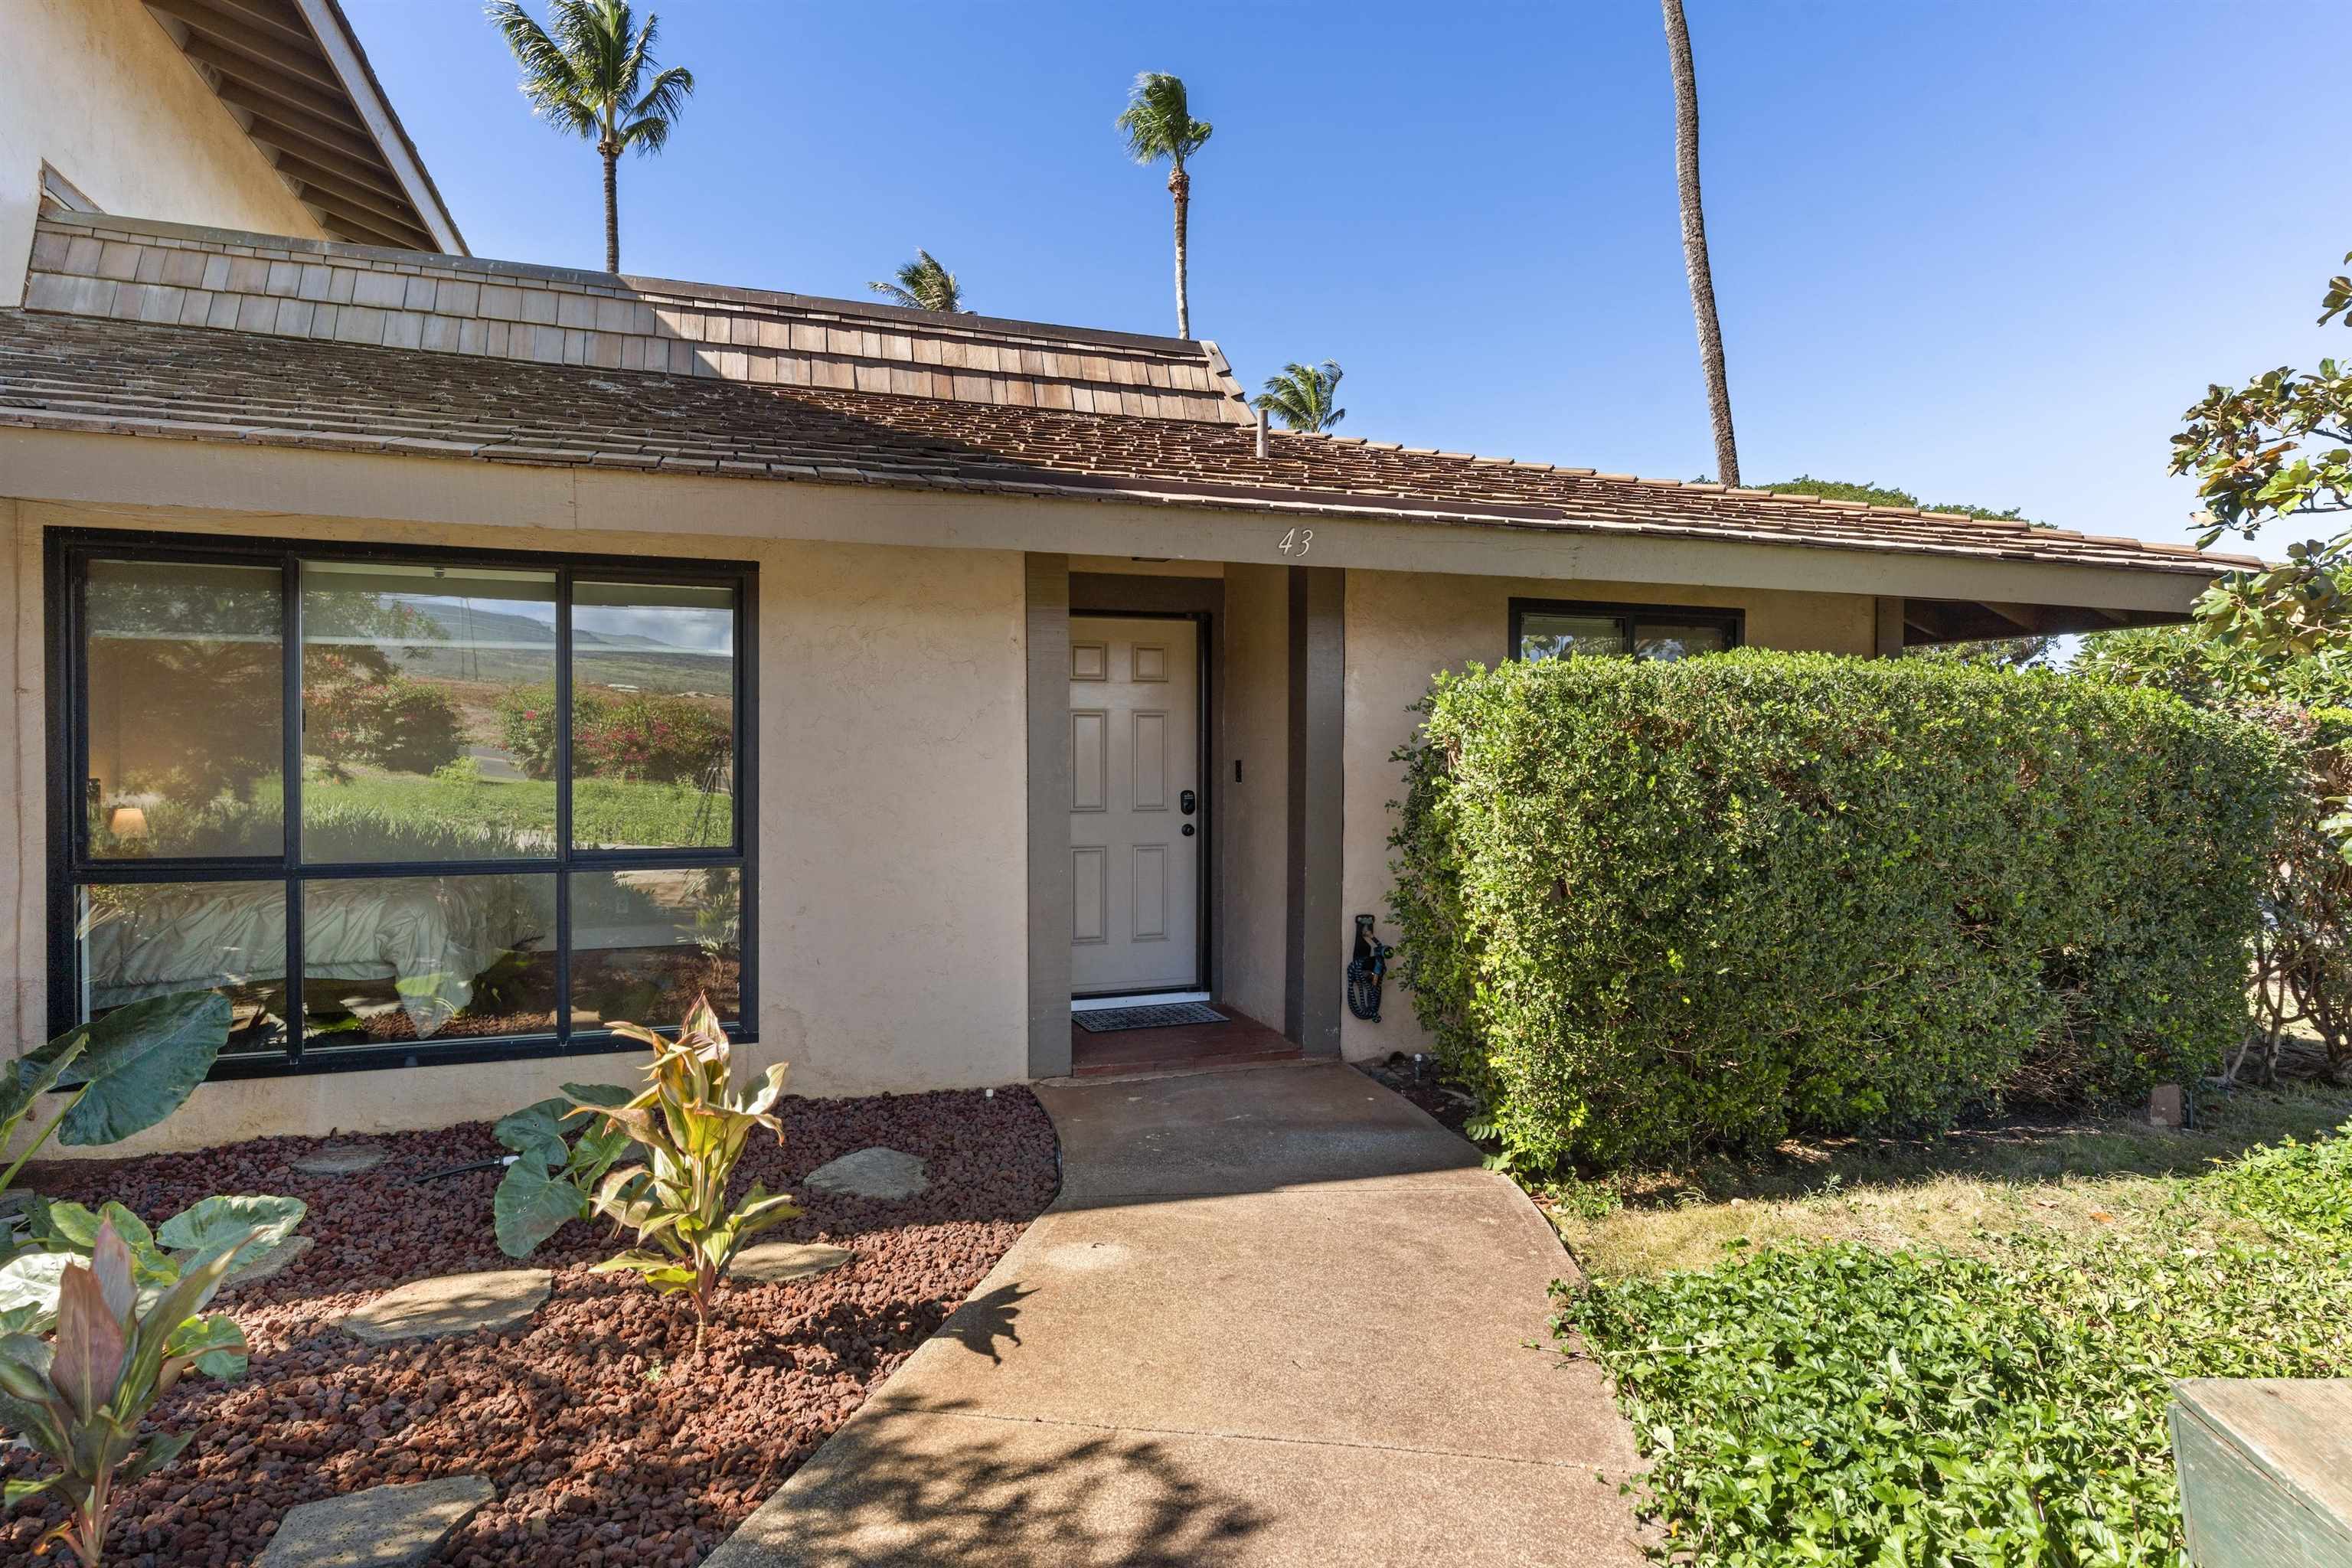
[1116, 73, 1211, 338]
[1389, 652, 2288, 1169]
[1254, 361, 1346, 433]
[1759, 477, 2053, 666]
[2178, 250, 2352, 658]
[486, 0, 694, 273]
[868, 250, 967, 314]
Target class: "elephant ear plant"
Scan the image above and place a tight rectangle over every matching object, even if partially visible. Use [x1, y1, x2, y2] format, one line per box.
[0, 1217, 259, 1567]
[577, 995, 796, 1348]
[491, 1088, 635, 1259]
[0, 993, 234, 1222]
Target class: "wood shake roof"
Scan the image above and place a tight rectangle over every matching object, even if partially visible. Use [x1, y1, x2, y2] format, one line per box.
[0, 306, 2246, 578]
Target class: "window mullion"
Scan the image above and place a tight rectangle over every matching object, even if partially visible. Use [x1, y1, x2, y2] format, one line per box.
[283, 554, 305, 1067]
[554, 567, 573, 1045]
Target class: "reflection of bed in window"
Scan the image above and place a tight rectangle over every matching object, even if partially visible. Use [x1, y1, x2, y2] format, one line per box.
[87, 880, 530, 1037]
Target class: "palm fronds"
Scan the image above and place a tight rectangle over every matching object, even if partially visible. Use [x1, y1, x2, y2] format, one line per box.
[1255, 361, 1347, 433]
[868, 250, 967, 314]
[1116, 72, 1212, 171]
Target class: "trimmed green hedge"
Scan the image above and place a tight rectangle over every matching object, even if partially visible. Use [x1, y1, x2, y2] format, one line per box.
[1389, 651, 2290, 1168]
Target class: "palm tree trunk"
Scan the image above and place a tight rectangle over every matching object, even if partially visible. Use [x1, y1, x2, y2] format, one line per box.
[1661, 0, 1739, 488]
[602, 142, 621, 274]
[1168, 165, 1192, 339]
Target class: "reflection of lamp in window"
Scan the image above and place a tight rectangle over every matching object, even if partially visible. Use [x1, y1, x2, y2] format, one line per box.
[106, 805, 148, 840]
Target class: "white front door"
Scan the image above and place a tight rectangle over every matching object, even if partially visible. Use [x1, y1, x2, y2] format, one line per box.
[1070, 616, 1202, 995]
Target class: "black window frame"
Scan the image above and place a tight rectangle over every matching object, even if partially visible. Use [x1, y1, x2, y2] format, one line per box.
[45, 528, 758, 1079]
[1508, 597, 1745, 662]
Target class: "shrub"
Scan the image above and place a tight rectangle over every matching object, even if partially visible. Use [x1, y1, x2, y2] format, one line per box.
[304, 659, 463, 776]
[577, 694, 731, 786]
[1390, 651, 2289, 1169]
[494, 684, 730, 786]
[494, 683, 592, 782]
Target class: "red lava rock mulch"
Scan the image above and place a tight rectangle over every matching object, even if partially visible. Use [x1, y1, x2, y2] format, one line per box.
[0, 1084, 1061, 1568]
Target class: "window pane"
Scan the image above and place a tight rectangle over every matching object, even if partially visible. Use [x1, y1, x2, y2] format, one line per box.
[570, 582, 736, 850]
[1518, 612, 1624, 662]
[85, 560, 283, 858]
[1633, 622, 1731, 662]
[571, 866, 741, 1029]
[299, 874, 556, 1048]
[80, 881, 289, 1057]
[300, 561, 558, 863]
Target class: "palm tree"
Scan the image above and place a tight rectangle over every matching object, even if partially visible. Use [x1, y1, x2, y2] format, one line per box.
[1661, 0, 1739, 487]
[869, 250, 967, 314]
[1256, 361, 1347, 433]
[487, 0, 694, 275]
[1116, 73, 1213, 339]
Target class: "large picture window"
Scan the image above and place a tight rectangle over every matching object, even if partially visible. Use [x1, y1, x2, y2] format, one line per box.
[1510, 599, 1743, 663]
[48, 533, 755, 1077]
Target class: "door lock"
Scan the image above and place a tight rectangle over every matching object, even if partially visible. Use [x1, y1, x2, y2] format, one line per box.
[1180, 789, 1197, 816]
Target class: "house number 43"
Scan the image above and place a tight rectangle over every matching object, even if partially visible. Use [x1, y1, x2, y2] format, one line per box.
[1276, 528, 1314, 557]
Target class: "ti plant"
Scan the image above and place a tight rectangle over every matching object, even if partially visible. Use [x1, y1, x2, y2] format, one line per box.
[0, 994, 233, 1240]
[0, 1218, 257, 1567]
[576, 996, 796, 1347]
[491, 1089, 635, 1259]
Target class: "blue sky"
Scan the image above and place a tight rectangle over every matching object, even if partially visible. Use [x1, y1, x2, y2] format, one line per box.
[345, 0, 2347, 547]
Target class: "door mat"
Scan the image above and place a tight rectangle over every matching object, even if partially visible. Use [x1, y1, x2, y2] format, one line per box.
[1073, 1002, 1229, 1034]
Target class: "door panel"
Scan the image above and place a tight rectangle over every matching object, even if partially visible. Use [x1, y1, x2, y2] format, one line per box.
[1071, 616, 1201, 993]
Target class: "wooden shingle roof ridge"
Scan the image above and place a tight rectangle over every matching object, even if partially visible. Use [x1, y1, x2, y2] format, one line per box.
[0, 306, 2257, 577]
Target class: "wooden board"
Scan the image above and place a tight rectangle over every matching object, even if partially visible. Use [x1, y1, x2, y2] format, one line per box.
[2171, 1380, 2352, 1568]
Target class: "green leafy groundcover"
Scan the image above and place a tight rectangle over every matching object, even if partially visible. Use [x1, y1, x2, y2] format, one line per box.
[1389, 652, 2289, 1169]
[1561, 1133, 2352, 1567]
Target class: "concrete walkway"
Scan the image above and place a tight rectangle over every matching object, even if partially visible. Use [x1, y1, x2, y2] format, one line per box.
[708, 1062, 1646, 1567]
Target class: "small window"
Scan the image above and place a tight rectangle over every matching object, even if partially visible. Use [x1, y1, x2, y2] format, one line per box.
[51, 533, 754, 1079]
[1511, 599, 1742, 663]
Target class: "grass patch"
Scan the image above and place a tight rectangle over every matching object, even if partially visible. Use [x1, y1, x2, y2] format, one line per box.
[305, 769, 730, 850]
[1550, 1088, 2352, 1566]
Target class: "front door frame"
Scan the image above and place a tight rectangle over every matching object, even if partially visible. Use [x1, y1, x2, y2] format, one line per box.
[1066, 606, 1214, 1001]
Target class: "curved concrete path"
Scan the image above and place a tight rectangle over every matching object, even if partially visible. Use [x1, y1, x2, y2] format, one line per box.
[708, 1062, 1645, 1567]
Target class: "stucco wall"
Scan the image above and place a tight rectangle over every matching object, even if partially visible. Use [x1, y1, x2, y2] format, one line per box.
[1, 0, 328, 307]
[1217, 564, 1289, 1029]
[2, 502, 1030, 1154]
[1338, 567, 1878, 1060]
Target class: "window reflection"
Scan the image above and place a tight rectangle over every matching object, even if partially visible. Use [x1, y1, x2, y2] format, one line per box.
[300, 874, 556, 1047]
[300, 561, 559, 862]
[84, 560, 283, 858]
[570, 581, 736, 850]
[80, 882, 289, 1056]
[1634, 623, 1732, 662]
[1518, 613, 1624, 663]
[571, 867, 741, 1028]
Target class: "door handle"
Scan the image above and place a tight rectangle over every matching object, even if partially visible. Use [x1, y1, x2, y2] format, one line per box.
[1180, 789, 1197, 816]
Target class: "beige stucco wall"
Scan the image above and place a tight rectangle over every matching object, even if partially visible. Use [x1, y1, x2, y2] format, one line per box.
[1337, 567, 1878, 1061]
[1217, 564, 1289, 1029]
[2, 502, 1031, 1155]
[0, 0, 329, 307]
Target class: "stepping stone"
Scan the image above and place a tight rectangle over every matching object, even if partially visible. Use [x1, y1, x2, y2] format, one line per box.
[292, 1144, 384, 1176]
[732, 1241, 853, 1285]
[224, 1234, 315, 1289]
[259, 1475, 493, 1568]
[343, 1269, 550, 1344]
[803, 1147, 929, 1200]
